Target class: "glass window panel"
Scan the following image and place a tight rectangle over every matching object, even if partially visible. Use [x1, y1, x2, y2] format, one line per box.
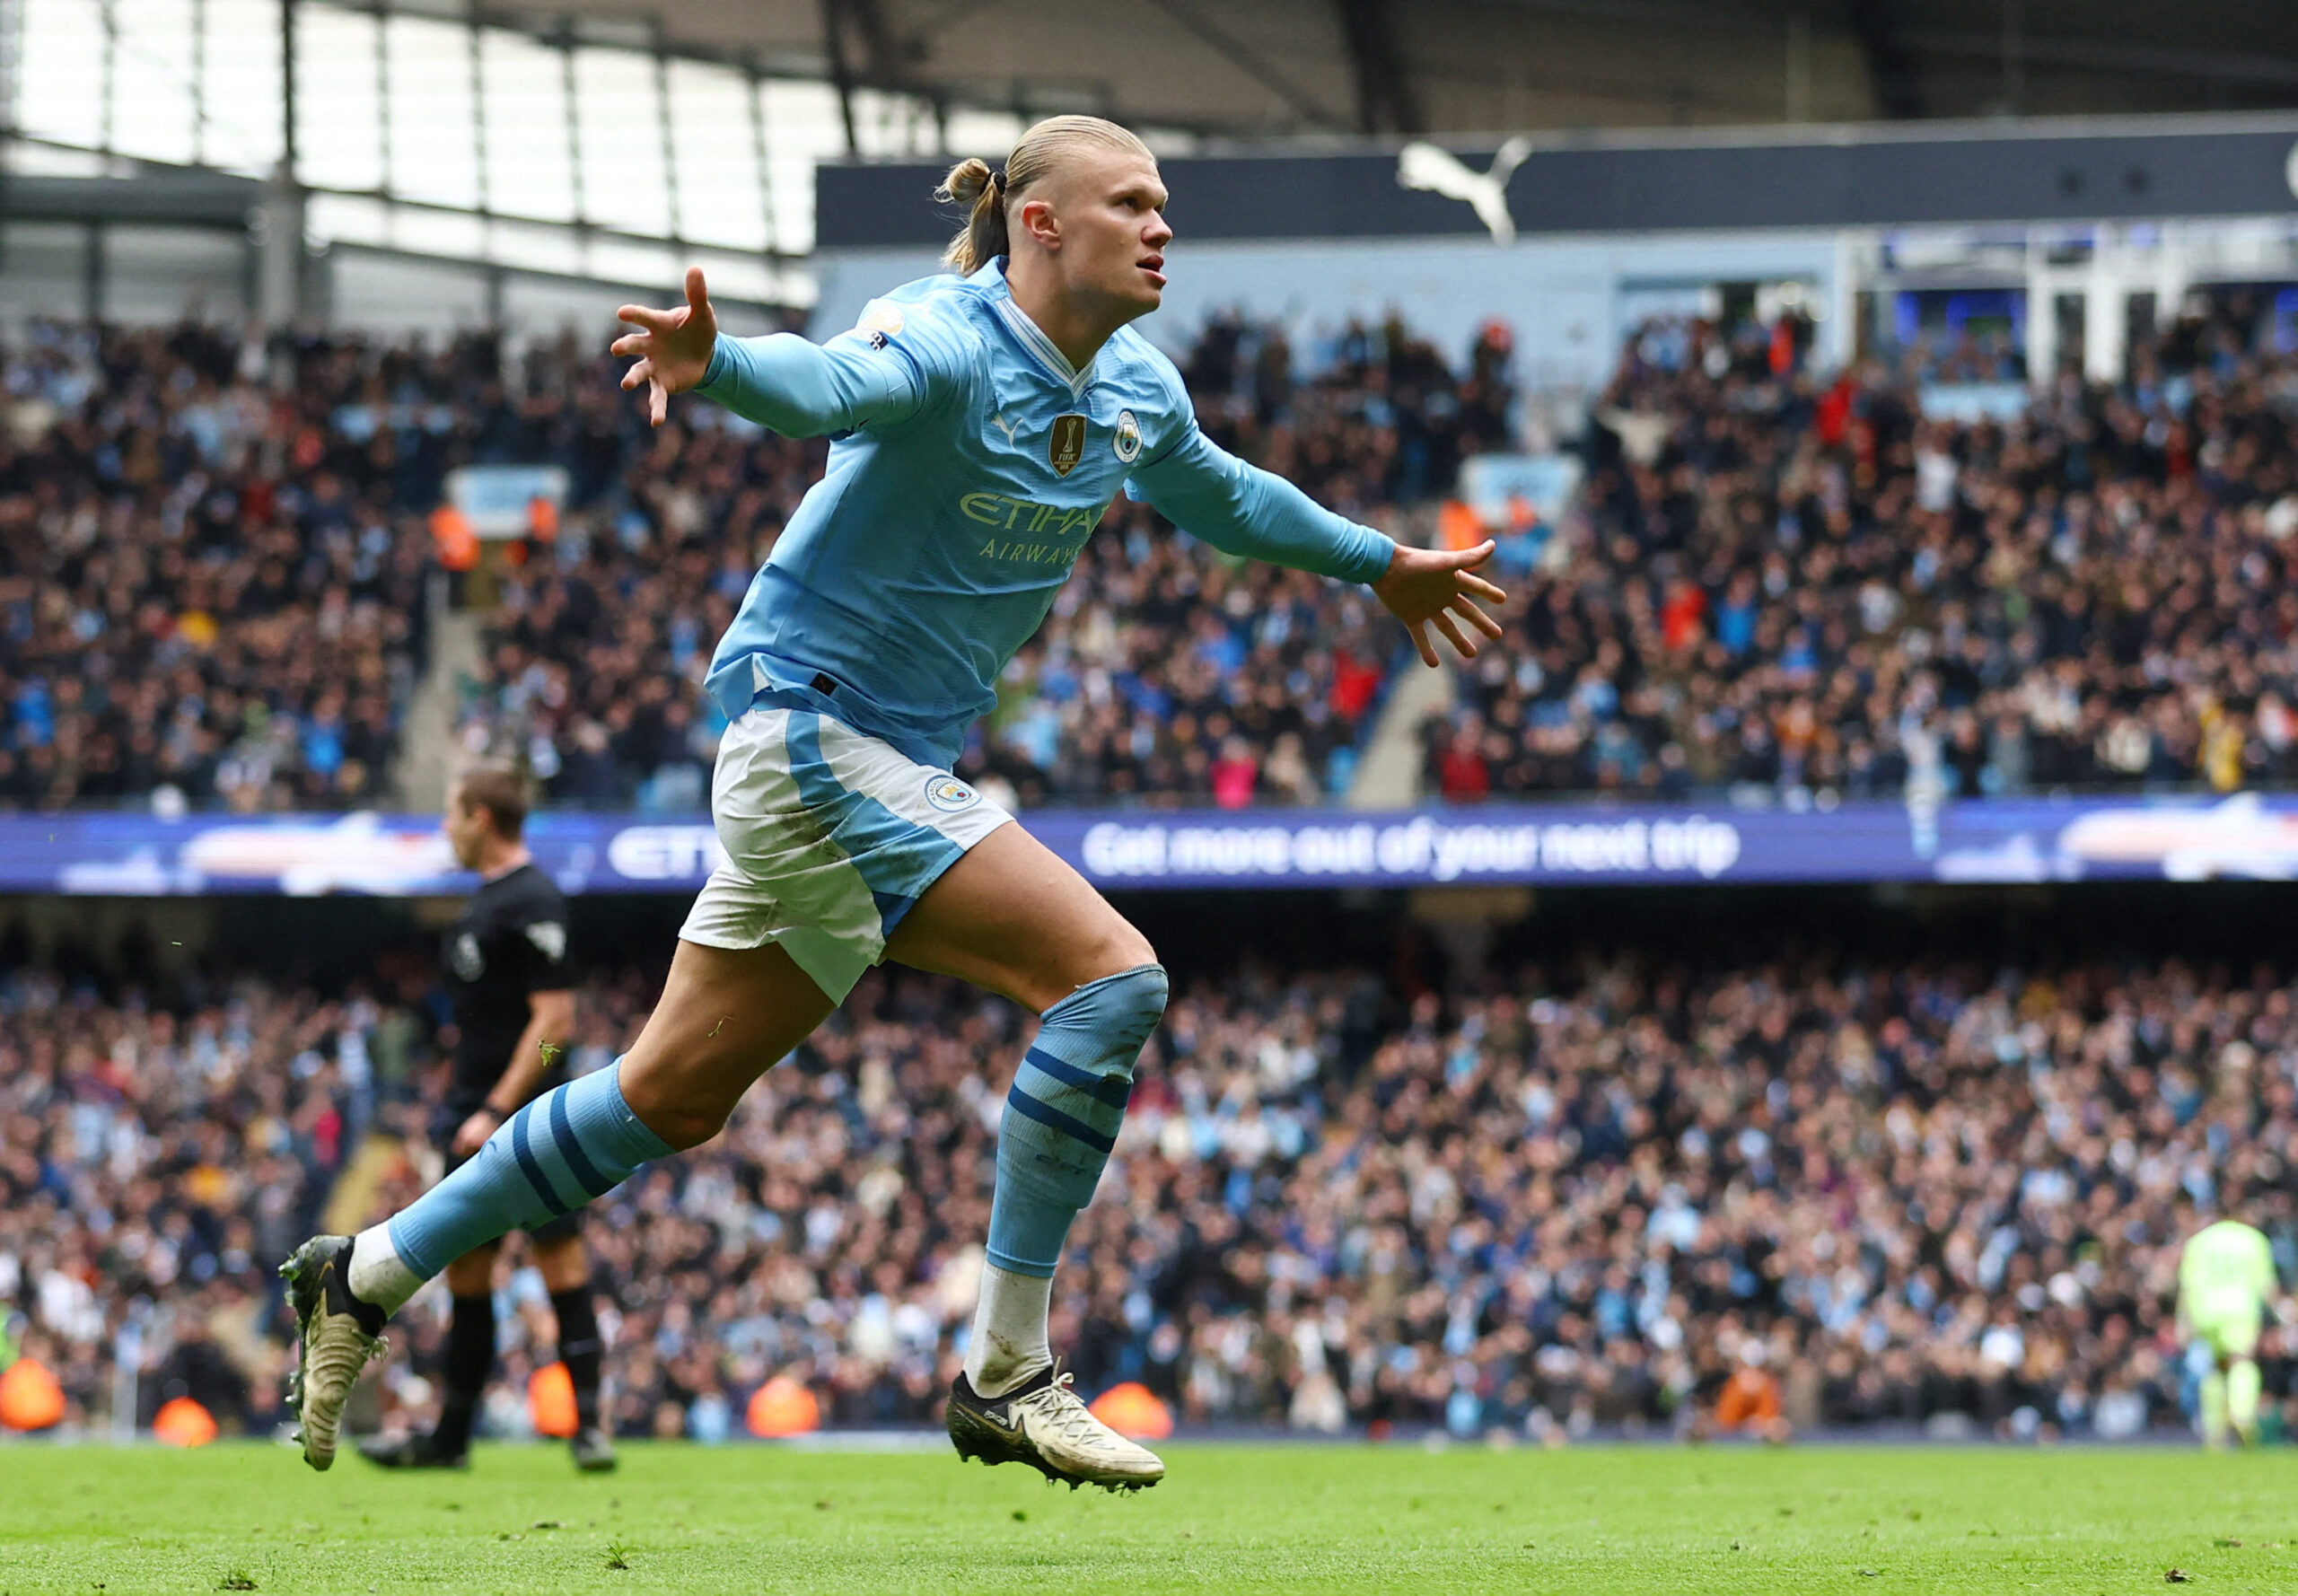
[110, 0, 197, 163]
[294, 4, 382, 191]
[1136, 126, 1200, 156]
[305, 190, 388, 250]
[666, 59, 764, 252]
[386, 202, 485, 259]
[579, 234, 677, 294]
[0, 223, 96, 322]
[17, 0, 107, 149]
[759, 76, 844, 257]
[384, 14, 478, 210]
[943, 108, 1023, 160]
[485, 216, 588, 280]
[851, 88, 934, 157]
[478, 31, 574, 224]
[572, 48, 669, 238]
[329, 246, 491, 338]
[104, 224, 248, 323]
[693, 251, 794, 311]
[198, 0, 283, 174]
[501, 273, 632, 339]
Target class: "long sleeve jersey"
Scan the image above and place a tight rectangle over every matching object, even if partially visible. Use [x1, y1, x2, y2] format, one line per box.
[693, 258, 1396, 768]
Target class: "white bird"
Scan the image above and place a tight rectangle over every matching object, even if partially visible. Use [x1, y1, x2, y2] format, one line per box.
[1396, 136, 1534, 245]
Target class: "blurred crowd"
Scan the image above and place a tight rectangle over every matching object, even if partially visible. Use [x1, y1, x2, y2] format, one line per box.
[11, 938, 2298, 1443]
[15, 287, 2298, 816]
[1428, 295, 2298, 802]
[0, 321, 441, 810]
[517, 953, 2294, 1443]
[0, 956, 397, 1433]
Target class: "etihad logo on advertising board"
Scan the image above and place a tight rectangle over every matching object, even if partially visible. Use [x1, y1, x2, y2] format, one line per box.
[1048, 413, 1086, 477]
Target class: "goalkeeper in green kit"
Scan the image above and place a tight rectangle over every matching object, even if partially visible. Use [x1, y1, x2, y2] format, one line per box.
[2177, 1213, 2282, 1448]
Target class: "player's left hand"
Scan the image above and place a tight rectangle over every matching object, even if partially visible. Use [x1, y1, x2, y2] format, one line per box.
[452, 1107, 503, 1159]
[1373, 539, 1507, 667]
[612, 267, 719, 426]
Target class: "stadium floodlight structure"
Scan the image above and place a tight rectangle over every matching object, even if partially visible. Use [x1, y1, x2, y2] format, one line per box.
[7, 0, 2298, 332]
[0, 0, 1033, 330]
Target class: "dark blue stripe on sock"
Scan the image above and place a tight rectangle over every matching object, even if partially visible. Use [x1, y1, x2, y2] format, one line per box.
[1022, 1046, 1132, 1109]
[510, 1105, 572, 1217]
[548, 1085, 613, 1199]
[1005, 1085, 1116, 1155]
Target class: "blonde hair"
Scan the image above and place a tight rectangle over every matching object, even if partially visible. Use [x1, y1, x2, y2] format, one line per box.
[936, 115, 1156, 275]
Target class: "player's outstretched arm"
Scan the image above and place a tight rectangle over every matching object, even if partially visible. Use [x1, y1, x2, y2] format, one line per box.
[1129, 427, 1504, 665]
[613, 267, 919, 435]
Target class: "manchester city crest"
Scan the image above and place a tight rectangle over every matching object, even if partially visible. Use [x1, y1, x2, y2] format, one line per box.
[924, 775, 981, 813]
[1113, 409, 1142, 462]
[1048, 413, 1086, 478]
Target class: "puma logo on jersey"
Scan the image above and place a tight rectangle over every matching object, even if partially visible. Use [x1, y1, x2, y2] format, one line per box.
[1397, 137, 1533, 244]
[990, 413, 1022, 446]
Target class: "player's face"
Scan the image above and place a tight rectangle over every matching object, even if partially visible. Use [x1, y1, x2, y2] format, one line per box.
[1046, 149, 1171, 317]
[442, 785, 487, 869]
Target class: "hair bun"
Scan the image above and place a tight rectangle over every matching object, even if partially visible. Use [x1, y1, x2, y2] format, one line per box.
[937, 157, 994, 206]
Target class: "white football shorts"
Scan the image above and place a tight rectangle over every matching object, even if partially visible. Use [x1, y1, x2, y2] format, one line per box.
[679, 704, 1013, 1002]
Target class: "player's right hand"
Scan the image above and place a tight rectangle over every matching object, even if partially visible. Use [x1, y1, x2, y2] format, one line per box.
[613, 267, 719, 426]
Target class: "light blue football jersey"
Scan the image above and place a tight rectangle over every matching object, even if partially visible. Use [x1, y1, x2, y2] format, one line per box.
[695, 259, 1394, 768]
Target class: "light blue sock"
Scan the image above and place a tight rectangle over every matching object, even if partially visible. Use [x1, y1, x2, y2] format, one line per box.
[387, 1060, 673, 1280]
[987, 964, 1168, 1278]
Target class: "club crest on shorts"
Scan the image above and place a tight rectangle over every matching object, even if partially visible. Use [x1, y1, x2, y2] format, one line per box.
[1048, 414, 1086, 478]
[924, 775, 981, 813]
[1113, 409, 1142, 462]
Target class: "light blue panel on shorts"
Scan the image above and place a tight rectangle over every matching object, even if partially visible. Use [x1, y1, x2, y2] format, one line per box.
[783, 711, 966, 937]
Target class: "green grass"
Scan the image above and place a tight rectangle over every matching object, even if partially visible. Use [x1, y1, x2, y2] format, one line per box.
[2, 1440, 2296, 1593]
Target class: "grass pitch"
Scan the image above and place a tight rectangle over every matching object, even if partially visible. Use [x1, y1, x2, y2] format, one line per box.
[2, 1440, 2295, 1594]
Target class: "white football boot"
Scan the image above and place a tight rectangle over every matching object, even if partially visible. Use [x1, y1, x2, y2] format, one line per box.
[280, 1235, 389, 1470]
[946, 1363, 1165, 1492]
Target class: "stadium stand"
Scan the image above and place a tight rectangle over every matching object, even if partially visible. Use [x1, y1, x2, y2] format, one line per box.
[1428, 301, 2298, 803]
[0, 321, 436, 811]
[9, 942, 2285, 1443]
[18, 298, 2298, 818]
[0, 960, 390, 1432]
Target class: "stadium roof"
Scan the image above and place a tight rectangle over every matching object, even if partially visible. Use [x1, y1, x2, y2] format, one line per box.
[504, 0, 2298, 142]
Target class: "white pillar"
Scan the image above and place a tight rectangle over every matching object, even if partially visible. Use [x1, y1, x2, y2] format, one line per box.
[2024, 239, 2057, 386]
[2084, 225, 2127, 387]
[256, 162, 307, 331]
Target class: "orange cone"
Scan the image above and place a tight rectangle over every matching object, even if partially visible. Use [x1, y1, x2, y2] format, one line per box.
[0, 1357, 66, 1431]
[528, 1362, 578, 1439]
[153, 1396, 217, 1446]
[1086, 1381, 1172, 1441]
[745, 1376, 820, 1438]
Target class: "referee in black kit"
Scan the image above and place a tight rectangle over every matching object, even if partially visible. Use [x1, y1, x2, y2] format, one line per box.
[361, 765, 615, 1472]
